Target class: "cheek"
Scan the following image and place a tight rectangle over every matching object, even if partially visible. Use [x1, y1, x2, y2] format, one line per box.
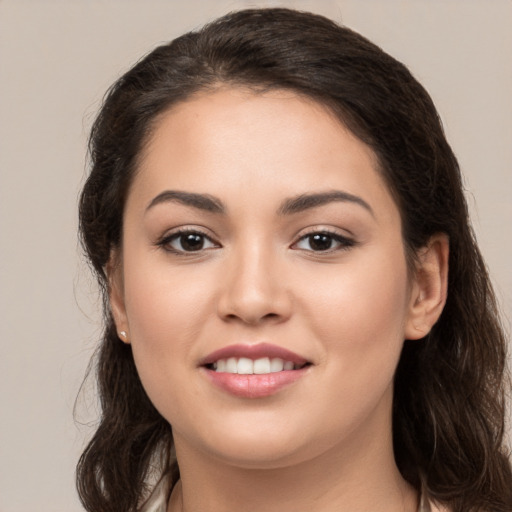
[123, 250, 213, 347]
[121, 255, 216, 417]
[125, 277, 196, 351]
[289, 248, 411, 442]
[299, 247, 410, 373]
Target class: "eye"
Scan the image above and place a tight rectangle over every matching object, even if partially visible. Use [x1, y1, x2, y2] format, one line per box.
[159, 230, 218, 254]
[293, 231, 354, 252]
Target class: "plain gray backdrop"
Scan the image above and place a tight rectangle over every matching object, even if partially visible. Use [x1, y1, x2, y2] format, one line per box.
[1, 1, 511, 510]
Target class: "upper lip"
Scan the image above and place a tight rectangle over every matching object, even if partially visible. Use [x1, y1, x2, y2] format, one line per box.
[199, 343, 309, 366]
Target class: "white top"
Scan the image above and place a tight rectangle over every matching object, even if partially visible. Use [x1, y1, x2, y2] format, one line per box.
[139, 474, 169, 512]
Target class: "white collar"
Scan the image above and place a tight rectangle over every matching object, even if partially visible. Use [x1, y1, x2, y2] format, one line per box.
[139, 474, 170, 512]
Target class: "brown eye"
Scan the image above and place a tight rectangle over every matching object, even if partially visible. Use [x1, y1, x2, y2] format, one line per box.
[161, 231, 218, 253]
[308, 233, 335, 251]
[178, 233, 206, 251]
[294, 231, 354, 252]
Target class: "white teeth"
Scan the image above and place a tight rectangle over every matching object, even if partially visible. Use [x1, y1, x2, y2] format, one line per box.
[212, 357, 301, 374]
[269, 358, 284, 372]
[237, 357, 253, 374]
[253, 357, 270, 374]
[226, 357, 238, 373]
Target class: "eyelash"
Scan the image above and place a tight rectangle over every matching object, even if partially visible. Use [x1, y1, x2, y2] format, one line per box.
[292, 229, 355, 253]
[156, 228, 355, 255]
[156, 228, 219, 255]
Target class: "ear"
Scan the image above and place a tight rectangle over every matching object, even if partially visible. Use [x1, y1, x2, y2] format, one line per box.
[106, 250, 130, 344]
[405, 234, 449, 340]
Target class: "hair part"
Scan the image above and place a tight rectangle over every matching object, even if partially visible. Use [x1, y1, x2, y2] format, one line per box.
[77, 8, 511, 512]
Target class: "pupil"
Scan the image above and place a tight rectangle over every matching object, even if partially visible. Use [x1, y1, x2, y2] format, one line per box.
[182, 234, 204, 251]
[310, 234, 332, 251]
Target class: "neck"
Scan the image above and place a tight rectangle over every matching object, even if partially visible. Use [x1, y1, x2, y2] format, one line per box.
[168, 417, 417, 512]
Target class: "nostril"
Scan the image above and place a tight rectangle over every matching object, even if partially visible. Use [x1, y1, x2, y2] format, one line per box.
[217, 284, 293, 325]
[221, 311, 283, 325]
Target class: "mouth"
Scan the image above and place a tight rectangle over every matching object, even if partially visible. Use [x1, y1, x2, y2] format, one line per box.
[206, 357, 309, 374]
[199, 343, 312, 398]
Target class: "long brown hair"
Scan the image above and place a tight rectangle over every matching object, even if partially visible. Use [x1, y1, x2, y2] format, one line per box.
[77, 8, 512, 512]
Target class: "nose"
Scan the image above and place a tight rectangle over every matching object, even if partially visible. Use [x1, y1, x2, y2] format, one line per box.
[216, 242, 292, 326]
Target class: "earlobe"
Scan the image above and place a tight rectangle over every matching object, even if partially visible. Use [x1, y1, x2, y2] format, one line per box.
[405, 234, 449, 340]
[106, 250, 131, 344]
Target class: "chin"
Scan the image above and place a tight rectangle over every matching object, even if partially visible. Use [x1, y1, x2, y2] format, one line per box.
[174, 412, 339, 470]
[204, 439, 314, 470]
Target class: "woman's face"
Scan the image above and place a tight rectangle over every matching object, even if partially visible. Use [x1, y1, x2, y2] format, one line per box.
[111, 88, 423, 468]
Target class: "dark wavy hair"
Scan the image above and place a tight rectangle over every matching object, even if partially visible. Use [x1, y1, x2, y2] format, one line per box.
[77, 8, 512, 512]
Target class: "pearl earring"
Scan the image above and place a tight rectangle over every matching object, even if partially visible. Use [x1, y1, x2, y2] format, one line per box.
[119, 331, 127, 339]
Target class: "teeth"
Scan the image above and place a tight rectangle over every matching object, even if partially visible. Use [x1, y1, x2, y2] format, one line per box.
[284, 361, 294, 371]
[270, 358, 285, 372]
[253, 357, 270, 374]
[237, 357, 253, 374]
[212, 357, 301, 374]
[226, 357, 238, 373]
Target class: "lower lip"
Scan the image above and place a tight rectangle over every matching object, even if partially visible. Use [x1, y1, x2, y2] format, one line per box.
[201, 367, 309, 398]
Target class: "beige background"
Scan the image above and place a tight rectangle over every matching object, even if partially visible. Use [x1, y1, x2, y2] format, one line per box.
[0, 1, 510, 510]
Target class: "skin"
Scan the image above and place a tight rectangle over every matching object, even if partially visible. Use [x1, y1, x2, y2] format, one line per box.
[110, 88, 448, 512]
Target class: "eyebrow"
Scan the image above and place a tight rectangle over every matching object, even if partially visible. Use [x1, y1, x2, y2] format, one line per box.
[278, 191, 374, 217]
[145, 189, 373, 217]
[146, 190, 225, 214]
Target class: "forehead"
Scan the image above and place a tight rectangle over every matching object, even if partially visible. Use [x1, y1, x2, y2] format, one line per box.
[130, 87, 397, 223]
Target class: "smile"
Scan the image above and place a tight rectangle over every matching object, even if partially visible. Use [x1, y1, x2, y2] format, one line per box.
[200, 343, 312, 398]
[210, 357, 306, 374]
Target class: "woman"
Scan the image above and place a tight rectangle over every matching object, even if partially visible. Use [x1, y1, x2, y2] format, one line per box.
[77, 8, 512, 512]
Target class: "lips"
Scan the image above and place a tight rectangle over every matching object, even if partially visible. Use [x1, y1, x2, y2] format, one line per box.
[199, 343, 309, 367]
[199, 343, 311, 398]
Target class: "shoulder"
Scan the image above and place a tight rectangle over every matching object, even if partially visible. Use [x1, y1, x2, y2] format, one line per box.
[428, 499, 451, 512]
[420, 490, 450, 512]
[138, 474, 170, 512]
